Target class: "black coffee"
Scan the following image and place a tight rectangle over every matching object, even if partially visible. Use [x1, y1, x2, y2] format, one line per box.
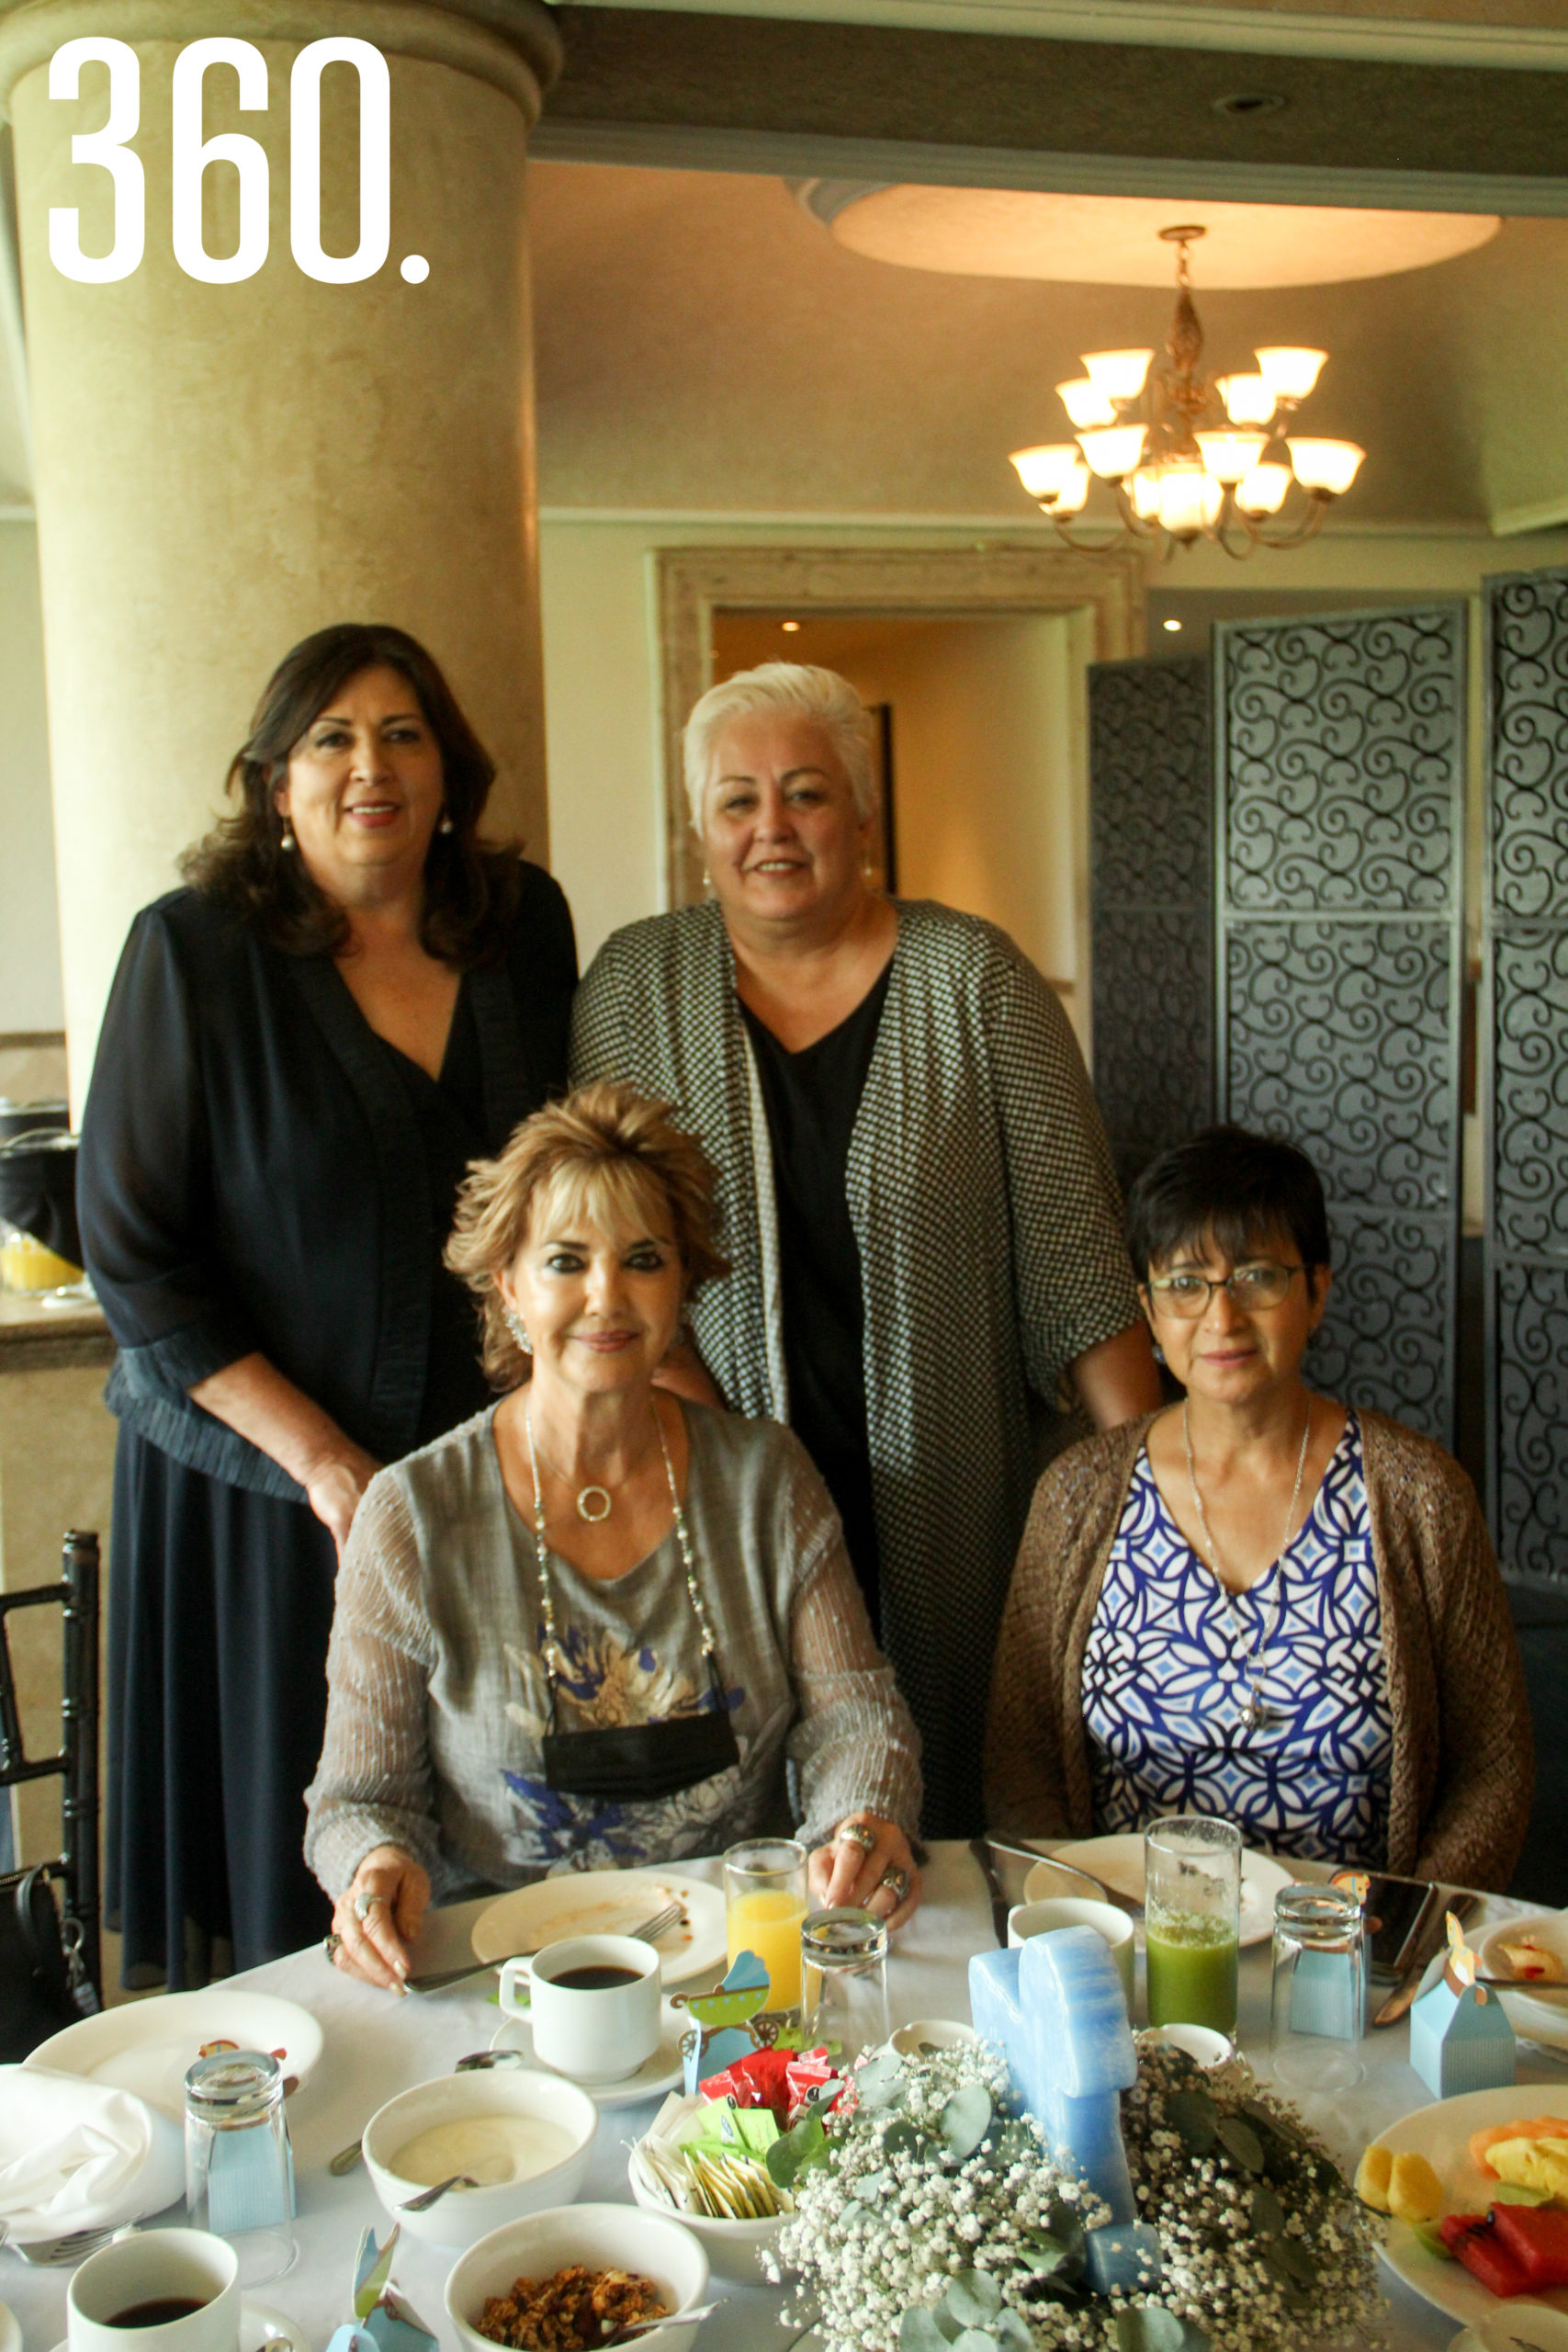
[549, 1963, 640, 1991]
[106, 2300, 209, 2329]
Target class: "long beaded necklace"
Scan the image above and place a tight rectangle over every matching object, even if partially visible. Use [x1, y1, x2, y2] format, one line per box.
[523, 1402, 718, 1690]
[1182, 1399, 1312, 1733]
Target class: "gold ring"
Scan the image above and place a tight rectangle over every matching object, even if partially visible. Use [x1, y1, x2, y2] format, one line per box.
[837, 1822, 877, 1857]
[878, 1865, 910, 1905]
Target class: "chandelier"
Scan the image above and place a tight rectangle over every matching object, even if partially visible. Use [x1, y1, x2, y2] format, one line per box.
[1008, 225, 1366, 558]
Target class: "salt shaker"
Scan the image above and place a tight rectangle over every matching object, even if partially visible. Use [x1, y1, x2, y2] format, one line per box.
[185, 2050, 296, 2286]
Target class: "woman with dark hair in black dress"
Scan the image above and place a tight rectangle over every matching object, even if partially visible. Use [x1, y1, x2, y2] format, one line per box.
[79, 623, 576, 1985]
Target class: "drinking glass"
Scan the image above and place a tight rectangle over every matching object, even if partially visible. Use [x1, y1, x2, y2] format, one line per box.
[725, 1836, 807, 2012]
[1144, 1815, 1242, 2035]
[1269, 1884, 1366, 2091]
[799, 1906, 890, 2064]
[184, 2052, 295, 2287]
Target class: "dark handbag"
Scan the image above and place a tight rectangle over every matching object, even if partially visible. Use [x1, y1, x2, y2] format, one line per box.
[0, 1864, 96, 2060]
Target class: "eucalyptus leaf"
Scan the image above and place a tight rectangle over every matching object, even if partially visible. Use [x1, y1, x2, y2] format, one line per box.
[994, 2312, 1033, 2351]
[856, 2053, 908, 2109]
[1263, 2237, 1315, 2287]
[941, 2083, 995, 2161]
[944, 2271, 1003, 2325]
[1166, 2089, 1218, 2154]
[767, 2112, 828, 2189]
[949, 2334, 999, 2352]
[1214, 2116, 1265, 2173]
[884, 2119, 927, 2161]
[1021, 2232, 1071, 2276]
[857, 2170, 894, 2203]
[899, 2312, 951, 2352]
[1114, 2306, 1188, 2352]
[1249, 2184, 1285, 2239]
[1239, 2098, 1304, 2147]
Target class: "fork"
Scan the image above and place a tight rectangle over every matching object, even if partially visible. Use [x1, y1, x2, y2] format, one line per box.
[3, 2221, 127, 2266]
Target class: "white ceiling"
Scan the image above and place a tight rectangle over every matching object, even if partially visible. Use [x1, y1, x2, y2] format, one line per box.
[529, 159, 1568, 528]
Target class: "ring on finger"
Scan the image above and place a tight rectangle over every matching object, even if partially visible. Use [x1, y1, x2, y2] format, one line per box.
[323, 1930, 344, 1962]
[353, 1889, 385, 1923]
[837, 1822, 878, 1857]
[878, 1865, 911, 1905]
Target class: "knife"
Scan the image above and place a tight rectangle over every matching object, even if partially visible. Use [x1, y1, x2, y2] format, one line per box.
[1372, 1890, 1480, 2027]
[969, 1837, 1013, 1948]
[983, 1833, 1139, 1916]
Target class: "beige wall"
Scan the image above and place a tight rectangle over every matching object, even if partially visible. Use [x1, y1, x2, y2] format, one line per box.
[0, 515, 62, 1034]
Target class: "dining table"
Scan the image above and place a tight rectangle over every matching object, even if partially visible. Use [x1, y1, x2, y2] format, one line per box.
[4, 1839, 1562, 2352]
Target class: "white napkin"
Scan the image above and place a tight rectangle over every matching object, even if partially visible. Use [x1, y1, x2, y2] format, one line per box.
[0, 2065, 185, 2242]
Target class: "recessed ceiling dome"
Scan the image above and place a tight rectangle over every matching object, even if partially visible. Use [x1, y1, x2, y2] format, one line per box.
[792, 184, 1499, 288]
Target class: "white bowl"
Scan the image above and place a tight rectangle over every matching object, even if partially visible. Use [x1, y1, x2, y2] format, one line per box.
[446, 2205, 709, 2352]
[362, 2070, 597, 2250]
[626, 2144, 784, 2281]
[888, 2018, 980, 2057]
[1138, 2024, 1234, 2070]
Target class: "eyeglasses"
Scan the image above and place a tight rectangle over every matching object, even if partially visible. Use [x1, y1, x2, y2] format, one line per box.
[1145, 1263, 1304, 1318]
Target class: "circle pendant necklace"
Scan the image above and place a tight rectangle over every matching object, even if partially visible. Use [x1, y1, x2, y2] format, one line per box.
[575, 1483, 612, 1523]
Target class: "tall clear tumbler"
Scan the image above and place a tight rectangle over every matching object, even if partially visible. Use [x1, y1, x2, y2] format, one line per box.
[1269, 1884, 1366, 2091]
[1144, 1815, 1242, 2036]
[799, 1907, 890, 2065]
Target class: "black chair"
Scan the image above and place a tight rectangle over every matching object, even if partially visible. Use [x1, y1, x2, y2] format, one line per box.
[0, 1530, 102, 2047]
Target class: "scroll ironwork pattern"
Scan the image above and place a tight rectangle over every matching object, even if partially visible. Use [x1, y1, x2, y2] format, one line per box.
[1218, 608, 1463, 1451]
[1487, 567, 1568, 1582]
[1224, 612, 1460, 912]
[1089, 659, 1213, 1188]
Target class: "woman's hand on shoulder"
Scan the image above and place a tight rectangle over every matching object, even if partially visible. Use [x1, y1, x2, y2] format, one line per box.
[809, 1813, 921, 1930]
[304, 1442, 382, 1555]
[651, 1336, 727, 1410]
[329, 1845, 431, 1991]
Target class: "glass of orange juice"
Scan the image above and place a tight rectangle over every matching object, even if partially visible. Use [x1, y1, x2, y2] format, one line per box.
[724, 1837, 807, 2012]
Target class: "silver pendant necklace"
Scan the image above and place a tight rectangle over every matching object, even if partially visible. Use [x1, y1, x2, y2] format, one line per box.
[1183, 1400, 1312, 1734]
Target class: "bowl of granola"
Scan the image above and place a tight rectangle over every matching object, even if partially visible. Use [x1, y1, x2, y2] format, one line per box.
[446, 2204, 709, 2352]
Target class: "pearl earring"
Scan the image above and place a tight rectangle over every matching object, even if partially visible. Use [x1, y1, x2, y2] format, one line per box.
[279, 818, 296, 852]
[504, 1307, 533, 1356]
[439, 812, 455, 834]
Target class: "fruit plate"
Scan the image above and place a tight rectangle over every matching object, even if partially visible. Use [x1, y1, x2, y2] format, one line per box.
[1371, 2086, 1568, 2326]
[1023, 1836, 1295, 1950]
[470, 1866, 726, 1986]
[1477, 1914, 1568, 2052]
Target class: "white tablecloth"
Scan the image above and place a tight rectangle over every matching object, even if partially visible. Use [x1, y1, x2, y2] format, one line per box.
[3, 1843, 1556, 2352]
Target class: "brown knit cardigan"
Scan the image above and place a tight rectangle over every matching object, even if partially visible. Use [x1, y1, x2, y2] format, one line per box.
[985, 1408, 1534, 1892]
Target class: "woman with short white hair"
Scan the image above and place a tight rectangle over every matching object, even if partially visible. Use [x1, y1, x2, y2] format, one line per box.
[570, 661, 1160, 1838]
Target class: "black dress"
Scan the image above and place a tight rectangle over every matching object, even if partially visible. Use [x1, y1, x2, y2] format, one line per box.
[78, 875, 575, 1984]
[739, 967, 893, 1634]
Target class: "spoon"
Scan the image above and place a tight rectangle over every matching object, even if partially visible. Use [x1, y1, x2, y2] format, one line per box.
[400, 2172, 480, 2211]
[455, 2049, 528, 2071]
[605, 2301, 728, 2344]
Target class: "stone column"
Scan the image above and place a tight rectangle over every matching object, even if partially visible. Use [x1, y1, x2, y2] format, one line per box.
[0, 0, 560, 1089]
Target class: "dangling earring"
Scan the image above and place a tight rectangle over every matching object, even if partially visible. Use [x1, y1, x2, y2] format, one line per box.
[701, 866, 713, 890]
[504, 1306, 533, 1355]
[1152, 1340, 1166, 1367]
[279, 817, 296, 853]
[438, 811, 455, 835]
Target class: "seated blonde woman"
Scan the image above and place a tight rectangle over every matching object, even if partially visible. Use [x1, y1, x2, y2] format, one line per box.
[306, 1080, 923, 1987]
[986, 1125, 1532, 1890]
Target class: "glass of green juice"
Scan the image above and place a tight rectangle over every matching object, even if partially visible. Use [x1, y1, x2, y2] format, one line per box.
[1144, 1815, 1242, 2036]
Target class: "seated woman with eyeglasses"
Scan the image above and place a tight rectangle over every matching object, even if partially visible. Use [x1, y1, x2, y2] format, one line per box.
[986, 1126, 1532, 1888]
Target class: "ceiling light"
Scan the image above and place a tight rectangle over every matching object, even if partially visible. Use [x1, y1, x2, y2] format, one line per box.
[1007, 224, 1366, 559]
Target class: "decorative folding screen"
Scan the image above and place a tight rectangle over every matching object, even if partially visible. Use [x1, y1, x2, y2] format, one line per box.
[1215, 610, 1466, 1445]
[1088, 657, 1214, 1190]
[1485, 567, 1568, 1584]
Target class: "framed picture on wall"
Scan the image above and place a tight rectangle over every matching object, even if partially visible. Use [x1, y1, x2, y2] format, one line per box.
[865, 702, 897, 892]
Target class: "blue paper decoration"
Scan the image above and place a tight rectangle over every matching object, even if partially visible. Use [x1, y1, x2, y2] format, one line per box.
[1410, 1959, 1516, 2099]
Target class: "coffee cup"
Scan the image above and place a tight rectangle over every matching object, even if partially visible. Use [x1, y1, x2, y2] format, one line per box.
[499, 1933, 661, 2084]
[1007, 1897, 1136, 2009]
[68, 2230, 242, 2352]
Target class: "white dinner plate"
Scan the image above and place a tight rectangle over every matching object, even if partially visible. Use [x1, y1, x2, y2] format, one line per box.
[1477, 1914, 1568, 2051]
[470, 1867, 726, 1986]
[0, 2300, 20, 2352]
[1023, 1837, 1295, 1950]
[1448, 2314, 1568, 2352]
[1371, 2085, 1568, 2327]
[25, 1993, 325, 2122]
[488, 2000, 688, 2109]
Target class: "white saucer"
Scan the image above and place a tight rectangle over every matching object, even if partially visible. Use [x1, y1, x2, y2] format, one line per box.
[489, 2007, 686, 2109]
[47, 2306, 308, 2352]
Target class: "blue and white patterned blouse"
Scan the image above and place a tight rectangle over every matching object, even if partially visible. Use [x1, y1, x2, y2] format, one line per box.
[1081, 1413, 1393, 1865]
